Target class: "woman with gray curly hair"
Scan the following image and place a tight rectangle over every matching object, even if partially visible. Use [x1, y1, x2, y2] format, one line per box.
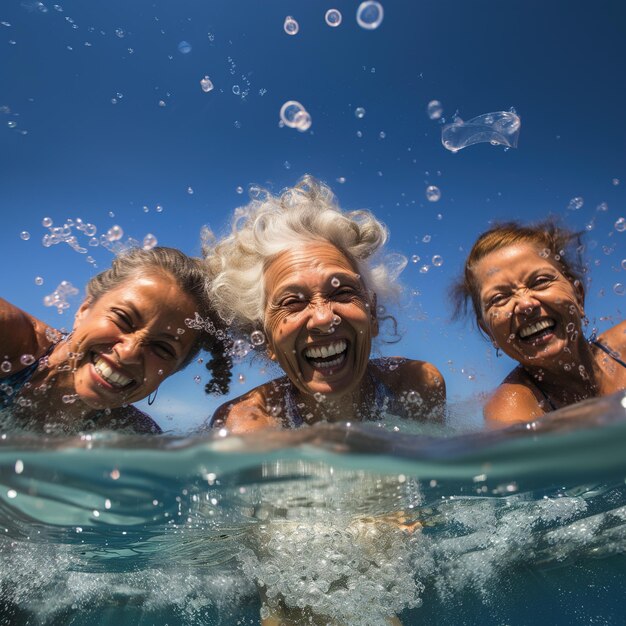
[203, 175, 446, 433]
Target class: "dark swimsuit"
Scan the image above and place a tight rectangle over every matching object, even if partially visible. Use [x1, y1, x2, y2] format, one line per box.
[0, 343, 56, 409]
[533, 338, 626, 411]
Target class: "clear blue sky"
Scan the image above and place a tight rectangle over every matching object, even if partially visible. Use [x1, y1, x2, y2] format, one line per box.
[2, 0, 624, 432]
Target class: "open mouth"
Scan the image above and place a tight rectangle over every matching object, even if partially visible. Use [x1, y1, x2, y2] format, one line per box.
[92, 354, 134, 388]
[303, 339, 348, 371]
[518, 319, 556, 342]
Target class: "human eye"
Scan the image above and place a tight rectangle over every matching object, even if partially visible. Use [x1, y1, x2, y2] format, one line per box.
[152, 342, 176, 360]
[279, 293, 307, 310]
[486, 292, 509, 308]
[111, 308, 133, 329]
[532, 275, 555, 289]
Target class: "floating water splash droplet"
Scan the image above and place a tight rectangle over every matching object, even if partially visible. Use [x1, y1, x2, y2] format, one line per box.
[20, 354, 35, 366]
[621, 259, 626, 271]
[200, 76, 214, 92]
[284, 16, 299, 35]
[20, 231, 30, 241]
[1, 361, 11, 373]
[612, 178, 620, 186]
[280, 100, 312, 131]
[422, 234, 431, 243]
[427, 100, 443, 120]
[106, 225, 123, 241]
[42, 217, 53, 228]
[232, 85, 240, 96]
[355, 107, 366, 119]
[425, 185, 441, 202]
[177, 40, 192, 54]
[250, 330, 265, 346]
[35, 276, 43, 286]
[325, 9, 342, 27]
[567, 196, 584, 211]
[187, 186, 194, 194]
[614, 283, 625, 296]
[143, 233, 157, 250]
[615, 217, 626, 232]
[442, 110, 521, 152]
[356, 1, 384, 30]
[115, 28, 125, 38]
[432, 255, 443, 267]
[7, 121, 17, 129]
[236, 186, 243, 194]
[331, 277, 340, 287]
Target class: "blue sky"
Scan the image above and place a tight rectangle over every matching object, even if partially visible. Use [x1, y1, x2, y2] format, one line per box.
[1, 0, 624, 432]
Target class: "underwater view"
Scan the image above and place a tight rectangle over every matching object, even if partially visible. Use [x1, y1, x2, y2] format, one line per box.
[2, 1, 626, 624]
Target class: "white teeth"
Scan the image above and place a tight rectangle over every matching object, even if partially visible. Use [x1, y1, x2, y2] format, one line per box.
[94, 357, 132, 388]
[304, 340, 347, 360]
[519, 319, 555, 339]
[313, 354, 345, 370]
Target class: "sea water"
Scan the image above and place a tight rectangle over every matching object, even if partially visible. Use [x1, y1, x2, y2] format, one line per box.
[1, 392, 626, 625]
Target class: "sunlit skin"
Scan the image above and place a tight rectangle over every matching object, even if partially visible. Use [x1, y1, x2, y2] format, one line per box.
[473, 243, 626, 426]
[213, 242, 446, 433]
[0, 274, 200, 429]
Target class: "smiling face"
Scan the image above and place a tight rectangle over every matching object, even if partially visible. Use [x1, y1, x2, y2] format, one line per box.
[473, 243, 585, 368]
[69, 273, 200, 409]
[263, 241, 378, 399]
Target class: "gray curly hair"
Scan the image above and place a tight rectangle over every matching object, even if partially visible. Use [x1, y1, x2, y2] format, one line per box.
[203, 175, 404, 335]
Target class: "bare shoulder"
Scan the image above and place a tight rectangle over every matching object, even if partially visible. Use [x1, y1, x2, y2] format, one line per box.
[0, 297, 52, 372]
[484, 369, 546, 429]
[374, 357, 446, 419]
[98, 405, 162, 434]
[210, 381, 284, 434]
[599, 320, 626, 354]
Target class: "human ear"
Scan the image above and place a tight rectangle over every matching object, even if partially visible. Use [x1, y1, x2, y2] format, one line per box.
[73, 298, 93, 328]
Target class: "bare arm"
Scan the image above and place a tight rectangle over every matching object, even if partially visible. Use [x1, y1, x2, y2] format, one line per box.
[210, 386, 282, 434]
[483, 381, 546, 428]
[0, 297, 52, 375]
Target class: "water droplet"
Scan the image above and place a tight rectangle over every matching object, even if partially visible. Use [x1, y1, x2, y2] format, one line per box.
[419, 265, 430, 274]
[621, 259, 626, 271]
[106, 225, 123, 241]
[422, 234, 431, 243]
[567, 196, 584, 211]
[356, 1, 384, 30]
[614, 283, 625, 296]
[325, 9, 342, 27]
[143, 233, 157, 250]
[232, 85, 240, 95]
[158, 100, 166, 107]
[200, 76, 214, 92]
[355, 107, 366, 119]
[20, 354, 35, 366]
[427, 100, 443, 120]
[284, 160, 291, 170]
[177, 40, 192, 54]
[7, 490, 17, 499]
[442, 110, 521, 152]
[20, 231, 30, 241]
[432, 255, 443, 267]
[15, 460, 24, 474]
[250, 330, 266, 346]
[194, 375, 201, 384]
[379, 131, 386, 139]
[7, 121, 17, 129]
[314, 392, 325, 403]
[115, 28, 125, 38]
[156, 205, 163, 213]
[238, 373, 245, 383]
[425, 185, 441, 202]
[41, 217, 53, 228]
[1, 361, 11, 373]
[187, 186, 194, 194]
[280, 100, 312, 131]
[236, 186, 243, 194]
[615, 217, 626, 232]
[284, 16, 299, 35]
[612, 178, 620, 186]
[34, 276, 43, 286]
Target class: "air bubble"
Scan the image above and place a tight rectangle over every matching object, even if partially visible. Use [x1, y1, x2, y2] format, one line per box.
[42, 217, 53, 228]
[432, 255, 443, 267]
[250, 330, 266, 346]
[232, 85, 240, 95]
[20, 354, 35, 366]
[280, 101, 312, 131]
[614, 283, 625, 296]
[442, 110, 521, 152]
[567, 197, 584, 211]
[20, 231, 30, 241]
[177, 40, 192, 54]
[106, 225, 123, 241]
[425, 185, 441, 202]
[427, 100, 443, 120]
[615, 217, 626, 232]
[356, 1, 384, 30]
[200, 76, 214, 92]
[1, 361, 12, 373]
[143, 234, 157, 250]
[325, 9, 342, 27]
[284, 16, 299, 35]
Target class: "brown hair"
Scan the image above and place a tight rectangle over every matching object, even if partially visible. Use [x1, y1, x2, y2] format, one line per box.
[86, 246, 232, 394]
[451, 219, 586, 332]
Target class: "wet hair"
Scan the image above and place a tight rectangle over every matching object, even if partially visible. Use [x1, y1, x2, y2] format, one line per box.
[85, 246, 232, 395]
[451, 219, 586, 331]
[203, 175, 402, 340]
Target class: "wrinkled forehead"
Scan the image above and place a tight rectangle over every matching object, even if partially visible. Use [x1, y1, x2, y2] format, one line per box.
[264, 241, 362, 288]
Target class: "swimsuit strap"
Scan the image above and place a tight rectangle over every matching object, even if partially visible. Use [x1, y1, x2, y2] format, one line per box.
[590, 338, 626, 369]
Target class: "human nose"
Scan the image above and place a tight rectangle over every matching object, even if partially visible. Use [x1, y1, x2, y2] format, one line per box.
[113, 335, 143, 365]
[307, 300, 336, 333]
[513, 289, 541, 316]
